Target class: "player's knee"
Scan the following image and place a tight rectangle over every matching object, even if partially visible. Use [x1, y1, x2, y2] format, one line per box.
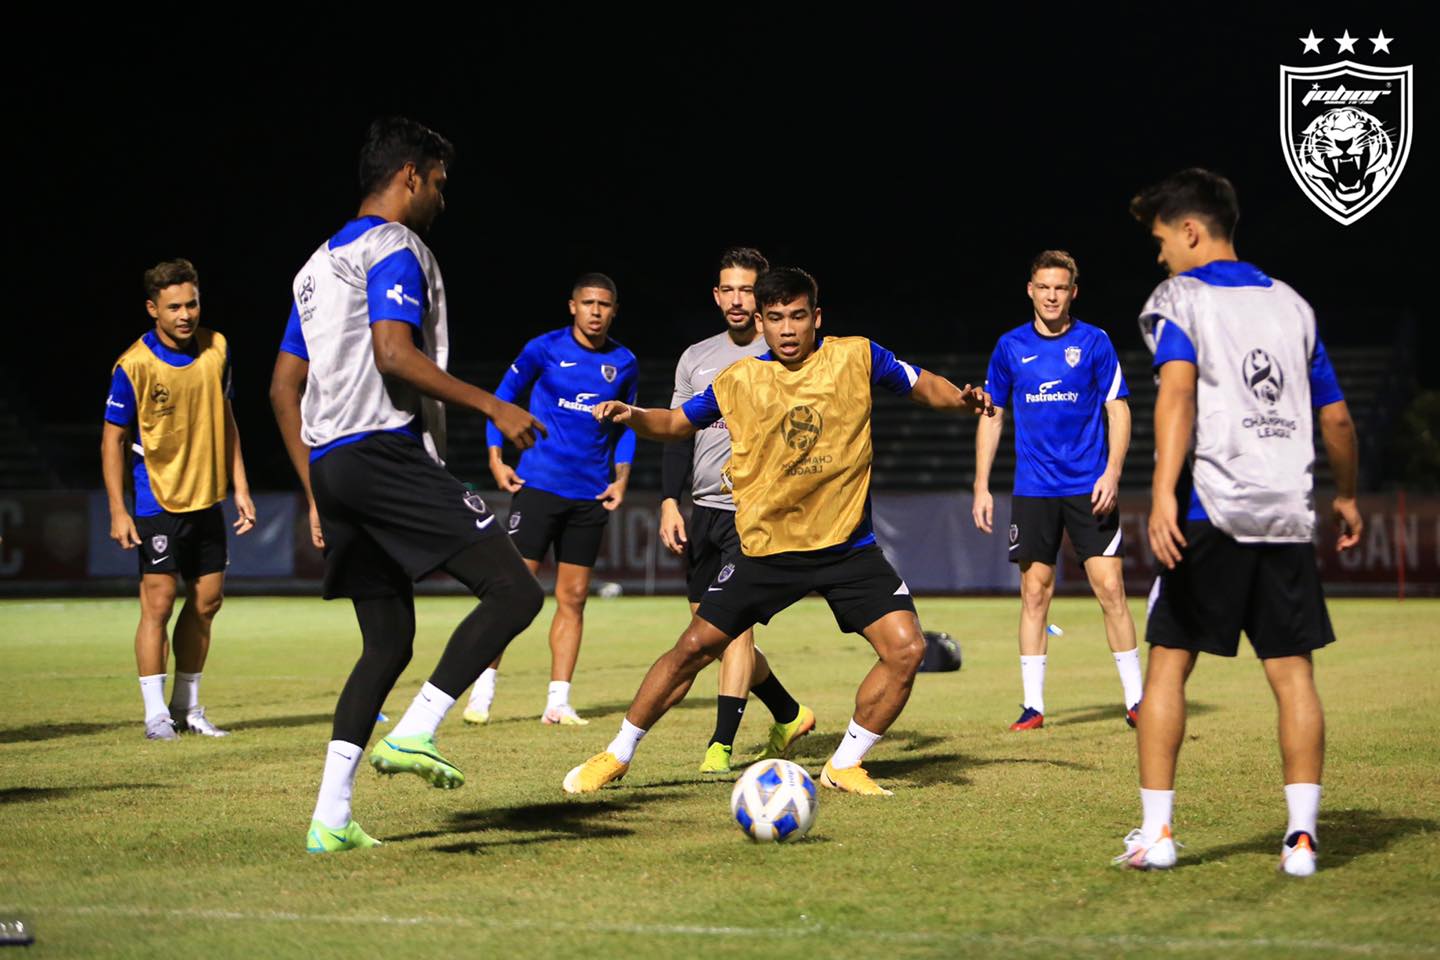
[554, 581, 589, 614]
[1020, 582, 1052, 613]
[193, 593, 223, 621]
[1093, 579, 1126, 614]
[881, 624, 926, 674]
[675, 628, 723, 665]
[141, 586, 177, 620]
[508, 576, 546, 628]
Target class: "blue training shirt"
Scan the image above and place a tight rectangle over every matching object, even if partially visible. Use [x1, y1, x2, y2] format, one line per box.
[985, 318, 1129, 498]
[104, 331, 233, 517]
[1152, 261, 1345, 521]
[682, 337, 922, 553]
[486, 327, 639, 500]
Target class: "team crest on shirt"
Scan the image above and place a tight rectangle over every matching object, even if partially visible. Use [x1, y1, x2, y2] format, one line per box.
[151, 535, 168, 554]
[1065, 345, 1082, 367]
[717, 563, 735, 583]
[508, 512, 522, 532]
[1008, 524, 1018, 545]
[601, 364, 618, 383]
[462, 491, 487, 514]
[1280, 39, 1413, 225]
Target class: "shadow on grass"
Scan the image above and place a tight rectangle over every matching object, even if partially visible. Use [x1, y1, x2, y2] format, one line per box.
[0, 783, 166, 805]
[482, 697, 708, 727]
[225, 712, 334, 732]
[0, 721, 131, 744]
[388, 793, 685, 853]
[1197, 808, 1439, 869]
[1056, 701, 1217, 728]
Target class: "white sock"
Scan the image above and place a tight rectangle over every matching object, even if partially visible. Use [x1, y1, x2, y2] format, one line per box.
[1020, 655, 1047, 713]
[390, 682, 456, 738]
[139, 674, 168, 721]
[1284, 783, 1322, 841]
[547, 680, 571, 711]
[1113, 649, 1143, 709]
[606, 719, 647, 764]
[468, 668, 497, 710]
[311, 740, 363, 829]
[170, 671, 202, 713]
[1140, 788, 1174, 842]
[829, 719, 883, 770]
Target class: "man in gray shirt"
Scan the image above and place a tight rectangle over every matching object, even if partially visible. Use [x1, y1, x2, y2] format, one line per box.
[1114, 168, 1363, 877]
[659, 247, 814, 774]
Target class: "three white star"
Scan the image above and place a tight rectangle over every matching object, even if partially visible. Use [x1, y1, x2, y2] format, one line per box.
[1299, 30, 1322, 54]
[1334, 30, 1358, 54]
[1370, 30, 1393, 54]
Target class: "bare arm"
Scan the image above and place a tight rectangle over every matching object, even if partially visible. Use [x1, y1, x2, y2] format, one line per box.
[371, 321, 546, 450]
[1149, 361, 1197, 569]
[908, 369, 994, 415]
[101, 422, 141, 548]
[1318, 399, 1363, 551]
[269, 351, 322, 548]
[225, 400, 256, 534]
[971, 406, 1005, 533]
[1091, 397, 1131, 516]
[591, 401, 699, 442]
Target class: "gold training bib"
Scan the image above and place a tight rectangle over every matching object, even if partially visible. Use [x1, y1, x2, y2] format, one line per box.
[710, 336, 875, 556]
[113, 329, 229, 513]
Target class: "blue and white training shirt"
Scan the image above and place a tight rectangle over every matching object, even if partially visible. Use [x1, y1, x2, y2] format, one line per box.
[485, 327, 639, 500]
[985, 318, 1129, 498]
[284, 215, 449, 463]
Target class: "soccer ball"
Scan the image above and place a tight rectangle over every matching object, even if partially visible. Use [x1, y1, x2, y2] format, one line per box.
[730, 759, 818, 843]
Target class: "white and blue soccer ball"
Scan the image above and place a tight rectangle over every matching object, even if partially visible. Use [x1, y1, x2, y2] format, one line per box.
[730, 759, 818, 843]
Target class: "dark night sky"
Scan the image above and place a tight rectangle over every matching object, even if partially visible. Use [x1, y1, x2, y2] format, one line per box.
[11, 7, 1431, 487]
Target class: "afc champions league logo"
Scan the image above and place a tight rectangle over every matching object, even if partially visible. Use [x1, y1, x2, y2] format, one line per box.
[781, 405, 823, 452]
[1280, 31, 1412, 225]
[1243, 348, 1285, 406]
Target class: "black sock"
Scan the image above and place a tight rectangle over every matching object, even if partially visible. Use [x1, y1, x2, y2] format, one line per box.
[333, 594, 415, 746]
[710, 696, 747, 747]
[751, 673, 799, 725]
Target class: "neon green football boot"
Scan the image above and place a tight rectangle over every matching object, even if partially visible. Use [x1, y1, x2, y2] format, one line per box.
[749, 704, 816, 762]
[699, 741, 733, 774]
[369, 732, 465, 789]
[306, 819, 381, 853]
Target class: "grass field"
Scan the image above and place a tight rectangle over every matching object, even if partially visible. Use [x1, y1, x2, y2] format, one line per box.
[2, 595, 1438, 958]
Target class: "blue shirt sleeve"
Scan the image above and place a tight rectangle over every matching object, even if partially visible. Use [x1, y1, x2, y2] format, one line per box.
[613, 366, 639, 466]
[105, 367, 137, 428]
[682, 385, 721, 429]
[1152, 319, 1197, 368]
[280, 302, 309, 360]
[869, 341, 922, 397]
[367, 249, 427, 327]
[1310, 338, 1344, 408]
[1093, 333, 1129, 401]
[485, 338, 546, 448]
[985, 344, 1012, 408]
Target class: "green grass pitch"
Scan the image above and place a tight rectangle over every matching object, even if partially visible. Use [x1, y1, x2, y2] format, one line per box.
[2, 596, 1437, 958]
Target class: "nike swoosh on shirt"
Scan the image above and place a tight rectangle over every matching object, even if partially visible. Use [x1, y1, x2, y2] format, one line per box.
[150, 557, 168, 565]
[476, 516, 496, 530]
[707, 587, 723, 592]
[697, 367, 717, 376]
[559, 361, 578, 367]
[1021, 355, 1038, 363]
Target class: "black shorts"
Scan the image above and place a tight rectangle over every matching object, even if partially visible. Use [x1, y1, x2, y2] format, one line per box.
[1008, 493, 1122, 565]
[696, 544, 917, 638]
[685, 505, 742, 603]
[507, 485, 609, 567]
[1146, 520, 1336, 659]
[136, 504, 228, 580]
[310, 432, 503, 600]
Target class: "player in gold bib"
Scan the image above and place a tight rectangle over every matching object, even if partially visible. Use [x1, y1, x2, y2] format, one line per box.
[101, 260, 256, 741]
[564, 267, 993, 796]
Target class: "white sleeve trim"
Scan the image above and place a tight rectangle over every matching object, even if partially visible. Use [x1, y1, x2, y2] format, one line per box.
[1105, 361, 1124, 402]
[899, 360, 919, 387]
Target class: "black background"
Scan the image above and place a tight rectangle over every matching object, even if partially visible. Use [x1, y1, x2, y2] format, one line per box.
[12, 8, 1430, 487]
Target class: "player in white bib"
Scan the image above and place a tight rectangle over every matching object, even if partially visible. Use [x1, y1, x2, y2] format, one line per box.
[1113, 168, 1363, 876]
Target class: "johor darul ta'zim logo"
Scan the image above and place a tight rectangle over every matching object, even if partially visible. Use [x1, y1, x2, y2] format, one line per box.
[1281, 29, 1412, 225]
